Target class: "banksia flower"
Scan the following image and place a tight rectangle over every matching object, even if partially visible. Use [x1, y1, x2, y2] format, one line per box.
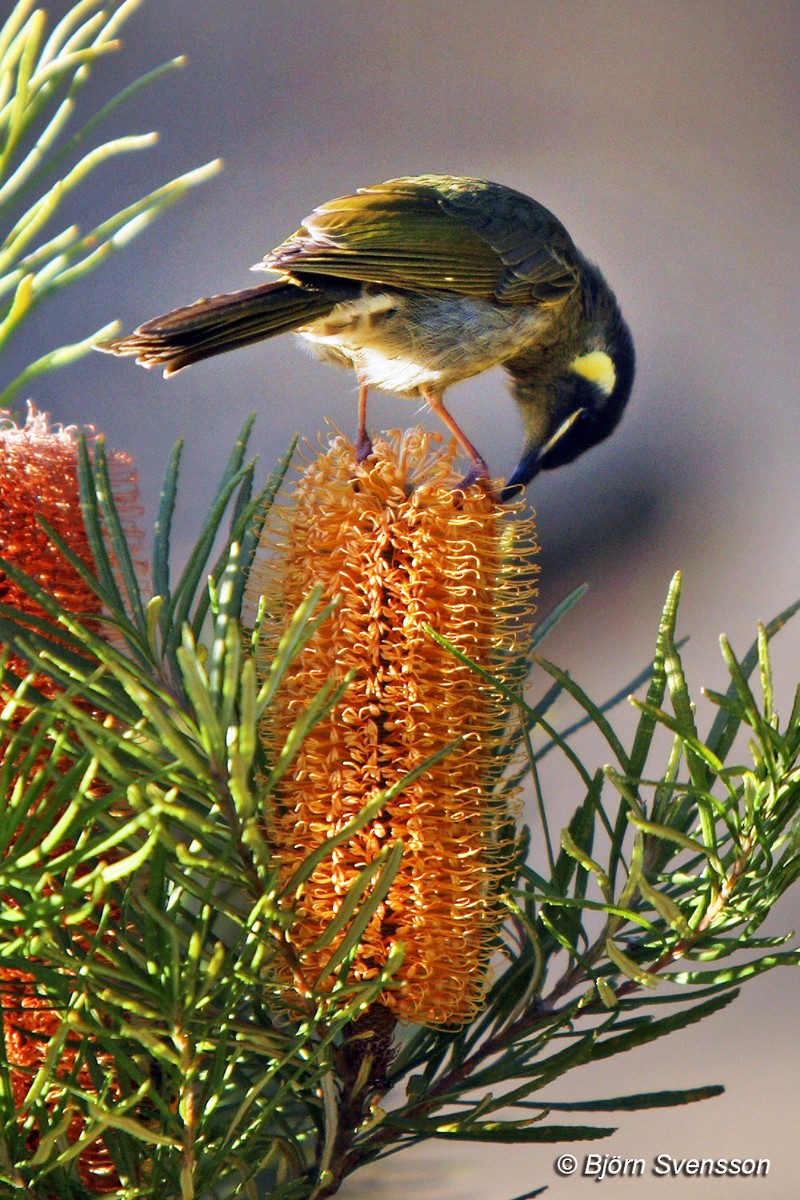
[249, 429, 538, 1025]
[1, 969, 121, 1195]
[0, 405, 142, 1192]
[0, 404, 142, 678]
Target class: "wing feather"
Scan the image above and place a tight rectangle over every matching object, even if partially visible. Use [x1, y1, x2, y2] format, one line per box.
[262, 175, 581, 308]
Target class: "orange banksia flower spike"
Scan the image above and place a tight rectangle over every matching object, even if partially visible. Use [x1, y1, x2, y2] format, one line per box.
[0, 405, 143, 1193]
[248, 428, 539, 1025]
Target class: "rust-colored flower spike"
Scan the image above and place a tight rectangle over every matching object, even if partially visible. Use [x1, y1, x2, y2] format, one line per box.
[0, 404, 142, 678]
[1, 969, 121, 1195]
[0, 405, 141, 1193]
[249, 428, 539, 1025]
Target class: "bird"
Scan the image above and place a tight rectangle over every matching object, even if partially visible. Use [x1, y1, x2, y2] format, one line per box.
[99, 174, 635, 498]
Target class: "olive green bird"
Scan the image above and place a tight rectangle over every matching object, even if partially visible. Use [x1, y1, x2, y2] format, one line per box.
[100, 175, 635, 497]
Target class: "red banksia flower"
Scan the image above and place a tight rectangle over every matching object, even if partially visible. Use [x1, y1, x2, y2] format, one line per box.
[249, 429, 539, 1025]
[1, 969, 121, 1195]
[0, 405, 142, 1192]
[0, 405, 142, 670]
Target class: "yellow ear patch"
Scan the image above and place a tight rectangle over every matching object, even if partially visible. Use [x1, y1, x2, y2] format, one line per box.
[570, 350, 616, 396]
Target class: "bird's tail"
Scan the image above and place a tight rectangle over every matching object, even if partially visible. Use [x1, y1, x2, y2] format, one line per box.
[97, 277, 356, 375]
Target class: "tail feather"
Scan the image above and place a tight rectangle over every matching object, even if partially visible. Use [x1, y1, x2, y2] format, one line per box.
[97, 278, 355, 374]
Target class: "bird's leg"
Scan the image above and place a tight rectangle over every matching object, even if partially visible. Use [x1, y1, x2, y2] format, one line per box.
[355, 376, 373, 462]
[421, 387, 490, 486]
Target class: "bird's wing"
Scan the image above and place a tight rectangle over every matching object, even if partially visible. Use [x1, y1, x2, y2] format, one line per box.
[261, 176, 581, 307]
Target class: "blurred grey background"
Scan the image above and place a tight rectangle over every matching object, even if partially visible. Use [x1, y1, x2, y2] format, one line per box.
[7, 1, 799, 1196]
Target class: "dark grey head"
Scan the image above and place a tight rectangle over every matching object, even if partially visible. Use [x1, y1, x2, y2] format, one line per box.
[502, 268, 635, 500]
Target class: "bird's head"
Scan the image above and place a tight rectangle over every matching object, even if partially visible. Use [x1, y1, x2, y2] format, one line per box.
[503, 272, 635, 499]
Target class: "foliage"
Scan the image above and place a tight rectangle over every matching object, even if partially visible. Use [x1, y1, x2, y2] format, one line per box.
[1, 426, 799, 1197]
[0, 0, 220, 405]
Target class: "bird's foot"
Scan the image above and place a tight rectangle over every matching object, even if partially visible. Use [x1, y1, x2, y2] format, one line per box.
[454, 453, 495, 495]
[355, 430, 374, 462]
[355, 378, 373, 462]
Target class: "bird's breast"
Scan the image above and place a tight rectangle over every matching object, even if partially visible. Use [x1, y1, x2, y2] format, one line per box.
[296, 289, 553, 397]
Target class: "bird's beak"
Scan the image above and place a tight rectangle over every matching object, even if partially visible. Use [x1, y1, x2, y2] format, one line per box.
[500, 407, 587, 502]
[500, 445, 543, 501]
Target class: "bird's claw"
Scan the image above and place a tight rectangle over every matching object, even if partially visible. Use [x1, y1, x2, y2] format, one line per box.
[454, 455, 502, 498]
[355, 431, 374, 463]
